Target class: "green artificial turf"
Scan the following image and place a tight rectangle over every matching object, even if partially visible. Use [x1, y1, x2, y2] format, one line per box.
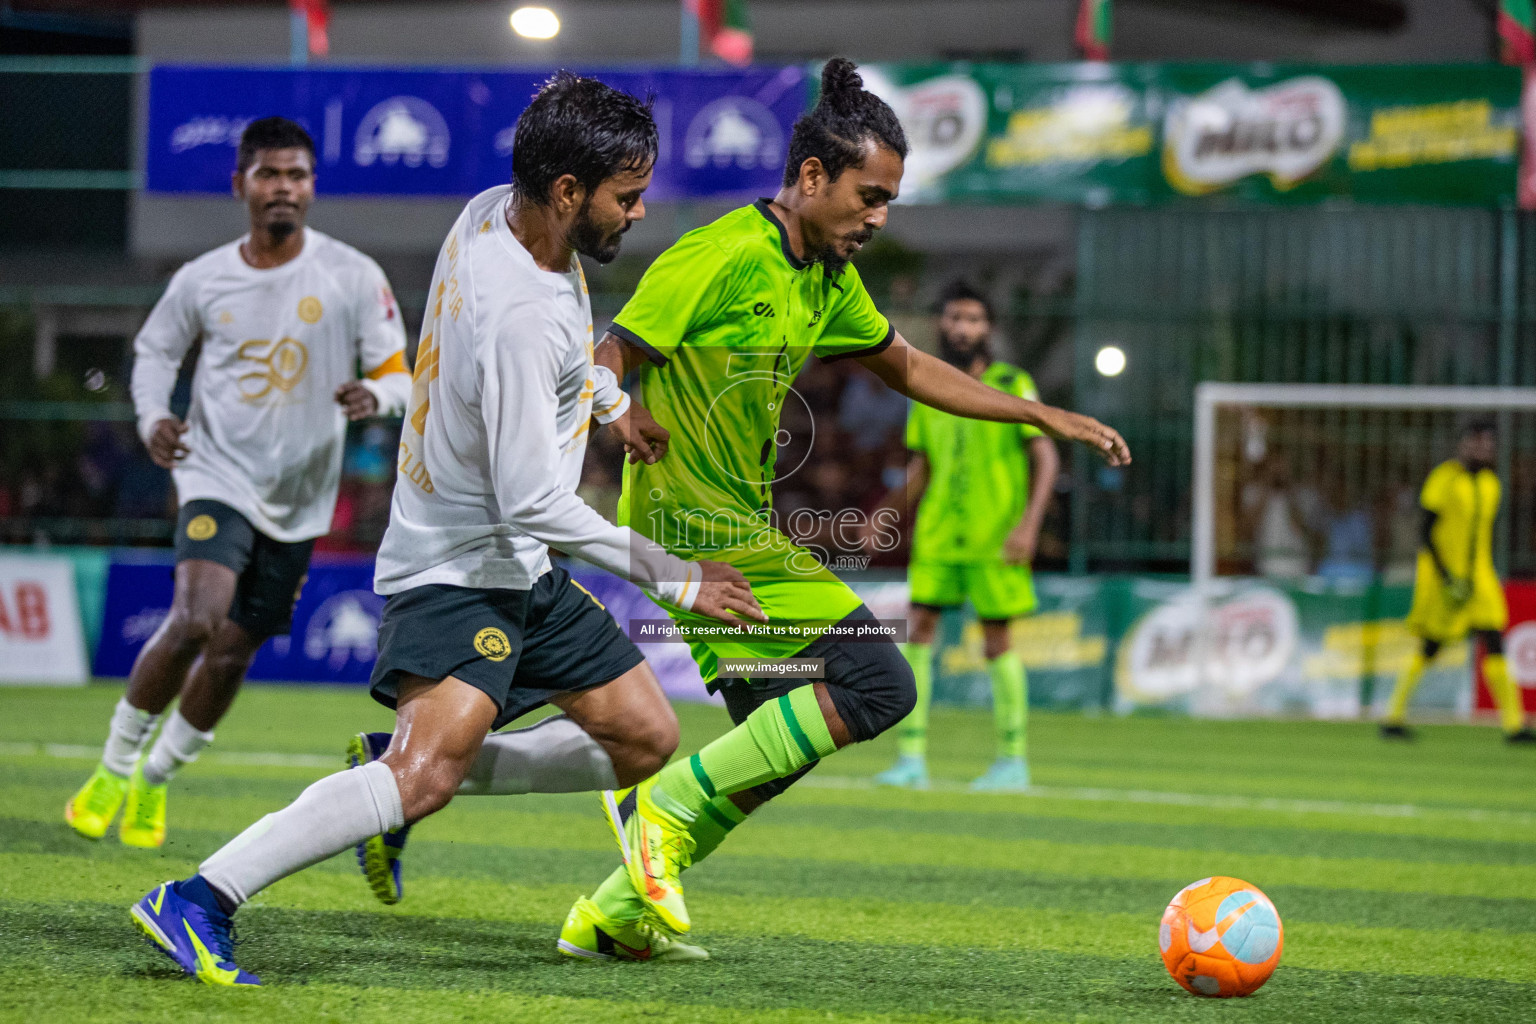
[0, 683, 1532, 1022]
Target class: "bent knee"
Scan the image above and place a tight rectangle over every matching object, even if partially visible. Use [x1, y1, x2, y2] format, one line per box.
[833, 648, 916, 743]
[609, 713, 679, 786]
[397, 771, 459, 823]
[163, 609, 223, 652]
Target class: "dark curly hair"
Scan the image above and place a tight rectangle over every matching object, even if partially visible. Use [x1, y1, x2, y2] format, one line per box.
[511, 71, 658, 206]
[236, 117, 314, 174]
[935, 279, 995, 323]
[782, 57, 908, 188]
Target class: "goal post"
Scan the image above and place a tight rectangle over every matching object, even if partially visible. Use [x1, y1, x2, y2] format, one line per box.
[1191, 383, 1536, 585]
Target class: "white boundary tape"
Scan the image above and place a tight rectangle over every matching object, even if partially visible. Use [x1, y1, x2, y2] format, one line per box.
[2, 740, 1529, 826]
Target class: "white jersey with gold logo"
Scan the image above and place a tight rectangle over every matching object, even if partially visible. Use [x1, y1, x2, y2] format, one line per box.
[375, 186, 699, 608]
[131, 228, 410, 542]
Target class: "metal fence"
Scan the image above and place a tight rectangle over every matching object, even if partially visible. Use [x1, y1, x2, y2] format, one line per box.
[5, 57, 1536, 576]
[1070, 205, 1536, 577]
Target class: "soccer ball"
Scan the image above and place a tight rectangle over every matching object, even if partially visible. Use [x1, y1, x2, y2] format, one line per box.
[1158, 876, 1283, 997]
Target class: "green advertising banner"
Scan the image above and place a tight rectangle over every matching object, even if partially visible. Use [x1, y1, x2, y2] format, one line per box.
[851, 575, 1480, 720]
[858, 62, 1522, 206]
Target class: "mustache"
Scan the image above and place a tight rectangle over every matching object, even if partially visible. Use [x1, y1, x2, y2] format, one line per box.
[848, 229, 875, 246]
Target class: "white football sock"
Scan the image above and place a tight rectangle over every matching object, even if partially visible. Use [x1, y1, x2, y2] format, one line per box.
[101, 697, 160, 777]
[141, 710, 214, 786]
[200, 760, 403, 908]
[457, 715, 618, 796]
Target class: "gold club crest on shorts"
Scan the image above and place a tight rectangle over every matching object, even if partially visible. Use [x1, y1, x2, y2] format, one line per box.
[186, 514, 218, 541]
[474, 627, 512, 662]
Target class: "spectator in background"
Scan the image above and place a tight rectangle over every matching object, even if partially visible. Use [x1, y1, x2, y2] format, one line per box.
[1239, 454, 1319, 579]
[1317, 474, 1375, 586]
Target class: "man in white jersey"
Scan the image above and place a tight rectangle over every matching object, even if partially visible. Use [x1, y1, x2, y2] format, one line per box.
[66, 118, 411, 850]
[128, 73, 761, 987]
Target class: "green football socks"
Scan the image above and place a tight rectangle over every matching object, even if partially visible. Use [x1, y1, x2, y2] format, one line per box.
[989, 652, 1028, 760]
[895, 643, 933, 758]
[653, 684, 837, 821]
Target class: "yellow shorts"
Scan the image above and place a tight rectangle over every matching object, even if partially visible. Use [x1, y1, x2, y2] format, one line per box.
[1405, 554, 1507, 641]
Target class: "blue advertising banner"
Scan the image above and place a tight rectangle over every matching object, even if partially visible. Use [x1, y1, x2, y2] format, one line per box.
[94, 554, 383, 684]
[146, 65, 808, 199]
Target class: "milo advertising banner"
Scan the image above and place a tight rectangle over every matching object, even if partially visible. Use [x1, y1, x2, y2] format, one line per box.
[863, 575, 1477, 720]
[1111, 578, 1471, 719]
[860, 62, 1521, 206]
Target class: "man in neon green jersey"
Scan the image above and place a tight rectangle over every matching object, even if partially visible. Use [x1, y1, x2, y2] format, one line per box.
[558, 58, 1130, 958]
[870, 279, 1059, 792]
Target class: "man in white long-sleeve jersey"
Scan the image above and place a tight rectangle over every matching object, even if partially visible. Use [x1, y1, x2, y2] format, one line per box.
[127, 73, 762, 987]
[66, 118, 412, 850]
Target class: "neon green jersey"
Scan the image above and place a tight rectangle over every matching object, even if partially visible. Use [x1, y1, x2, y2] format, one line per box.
[611, 201, 894, 673]
[906, 362, 1043, 565]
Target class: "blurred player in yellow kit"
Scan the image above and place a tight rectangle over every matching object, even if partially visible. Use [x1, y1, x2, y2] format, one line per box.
[1382, 421, 1534, 744]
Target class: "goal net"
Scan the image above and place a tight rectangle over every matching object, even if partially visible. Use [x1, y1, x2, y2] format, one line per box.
[1166, 383, 1536, 720]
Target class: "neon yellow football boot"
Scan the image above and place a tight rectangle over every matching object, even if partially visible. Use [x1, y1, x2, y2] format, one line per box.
[558, 895, 708, 963]
[120, 763, 168, 848]
[64, 763, 129, 840]
[622, 778, 695, 934]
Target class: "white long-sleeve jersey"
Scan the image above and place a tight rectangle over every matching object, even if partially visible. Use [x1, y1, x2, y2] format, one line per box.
[131, 228, 411, 542]
[375, 186, 700, 609]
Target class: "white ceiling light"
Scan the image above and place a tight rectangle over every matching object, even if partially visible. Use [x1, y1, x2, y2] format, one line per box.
[510, 6, 560, 40]
[1095, 345, 1127, 377]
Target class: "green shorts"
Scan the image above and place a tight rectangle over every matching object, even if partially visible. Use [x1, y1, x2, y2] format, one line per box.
[909, 559, 1036, 622]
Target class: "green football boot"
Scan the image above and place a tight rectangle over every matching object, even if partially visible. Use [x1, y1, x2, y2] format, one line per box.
[558, 895, 709, 963]
[874, 754, 929, 790]
[65, 763, 129, 840]
[970, 756, 1031, 792]
[120, 762, 168, 848]
[621, 778, 695, 934]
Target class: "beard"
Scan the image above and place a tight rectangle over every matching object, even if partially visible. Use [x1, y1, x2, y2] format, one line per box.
[566, 198, 625, 264]
[265, 209, 299, 242]
[809, 227, 874, 278]
[937, 328, 988, 369]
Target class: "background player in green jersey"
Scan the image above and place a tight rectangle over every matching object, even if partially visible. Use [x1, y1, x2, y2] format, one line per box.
[568, 58, 1129, 952]
[868, 279, 1059, 792]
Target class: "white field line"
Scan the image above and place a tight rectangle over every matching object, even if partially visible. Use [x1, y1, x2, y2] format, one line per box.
[799, 774, 1536, 826]
[3, 740, 1531, 827]
[0, 741, 334, 769]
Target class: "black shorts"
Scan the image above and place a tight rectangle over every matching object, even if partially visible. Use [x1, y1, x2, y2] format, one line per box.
[174, 499, 315, 637]
[714, 604, 913, 801]
[715, 604, 913, 743]
[369, 566, 646, 731]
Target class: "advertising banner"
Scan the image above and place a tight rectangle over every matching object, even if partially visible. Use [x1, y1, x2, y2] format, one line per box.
[95, 555, 383, 684]
[1112, 578, 1472, 719]
[86, 552, 1502, 720]
[146, 64, 808, 200]
[861, 62, 1521, 206]
[1477, 581, 1536, 713]
[0, 556, 89, 685]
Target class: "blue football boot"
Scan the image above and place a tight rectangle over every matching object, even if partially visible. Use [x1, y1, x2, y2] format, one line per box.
[130, 879, 260, 987]
[346, 731, 411, 905]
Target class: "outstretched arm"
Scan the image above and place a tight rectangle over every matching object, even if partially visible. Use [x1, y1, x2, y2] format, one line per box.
[857, 334, 1130, 466]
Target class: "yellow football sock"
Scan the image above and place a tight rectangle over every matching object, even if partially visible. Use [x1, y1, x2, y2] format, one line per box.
[1385, 650, 1428, 725]
[1484, 654, 1527, 735]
